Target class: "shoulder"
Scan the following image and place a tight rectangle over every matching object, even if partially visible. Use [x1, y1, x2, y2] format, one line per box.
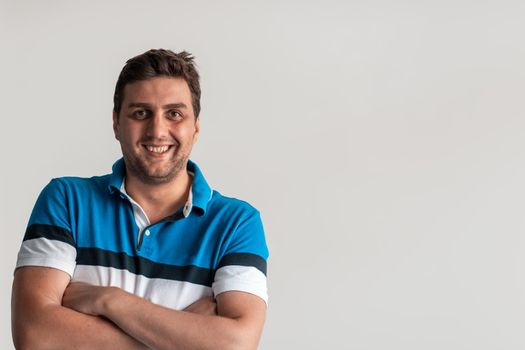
[207, 190, 268, 256]
[35, 175, 113, 209]
[47, 174, 112, 194]
[208, 190, 261, 220]
[28, 174, 115, 228]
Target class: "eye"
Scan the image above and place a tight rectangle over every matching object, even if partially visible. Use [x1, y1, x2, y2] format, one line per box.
[167, 110, 182, 120]
[132, 109, 148, 120]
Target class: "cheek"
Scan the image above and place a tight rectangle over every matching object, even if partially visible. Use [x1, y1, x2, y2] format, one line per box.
[119, 125, 141, 142]
[170, 126, 190, 140]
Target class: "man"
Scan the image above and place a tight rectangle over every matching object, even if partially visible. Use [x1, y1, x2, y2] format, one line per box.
[12, 49, 269, 350]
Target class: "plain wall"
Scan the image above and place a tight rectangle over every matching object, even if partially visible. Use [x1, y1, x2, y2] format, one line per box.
[2, 0, 525, 348]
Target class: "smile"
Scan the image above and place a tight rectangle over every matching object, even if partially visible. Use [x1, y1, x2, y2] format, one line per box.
[144, 145, 172, 154]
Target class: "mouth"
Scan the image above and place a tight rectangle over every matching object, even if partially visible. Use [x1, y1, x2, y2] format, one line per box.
[142, 144, 174, 155]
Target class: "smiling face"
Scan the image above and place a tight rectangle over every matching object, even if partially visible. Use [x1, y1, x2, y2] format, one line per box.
[113, 76, 200, 185]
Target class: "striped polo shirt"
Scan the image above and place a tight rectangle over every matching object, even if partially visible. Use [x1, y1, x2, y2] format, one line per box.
[16, 159, 268, 309]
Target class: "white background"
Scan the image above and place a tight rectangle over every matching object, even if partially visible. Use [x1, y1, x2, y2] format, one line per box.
[2, 0, 525, 348]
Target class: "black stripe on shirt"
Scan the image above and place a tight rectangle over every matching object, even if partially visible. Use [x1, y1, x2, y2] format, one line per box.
[76, 247, 215, 287]
[23, 224, 75, 247]
[217, 252, 267, 276]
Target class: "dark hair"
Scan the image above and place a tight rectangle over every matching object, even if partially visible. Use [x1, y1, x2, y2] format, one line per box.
[113, 49, 201, 117]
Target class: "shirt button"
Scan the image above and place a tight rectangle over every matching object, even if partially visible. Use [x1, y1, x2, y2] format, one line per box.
[145, 230, 151, 236]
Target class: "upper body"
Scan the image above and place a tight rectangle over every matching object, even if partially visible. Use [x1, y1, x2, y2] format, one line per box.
[17, 158, 268, 310]
[12, 49, 269, 350]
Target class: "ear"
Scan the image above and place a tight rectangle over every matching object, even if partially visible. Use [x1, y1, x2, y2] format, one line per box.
[192, 117, 200, 145]
[112, 111, 120, 141]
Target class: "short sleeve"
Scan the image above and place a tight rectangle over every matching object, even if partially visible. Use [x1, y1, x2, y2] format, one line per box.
[212, 209, 269, 304]
[15, 179, 77, 276]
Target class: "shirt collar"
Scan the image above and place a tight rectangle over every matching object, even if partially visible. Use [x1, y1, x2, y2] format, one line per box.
[107, 158, 213, 216]
[186, 160, 213, 215]
[108, 158, 126, 194]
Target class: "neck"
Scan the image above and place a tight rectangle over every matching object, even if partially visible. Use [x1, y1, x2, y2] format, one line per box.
[124, 169, 192, 223]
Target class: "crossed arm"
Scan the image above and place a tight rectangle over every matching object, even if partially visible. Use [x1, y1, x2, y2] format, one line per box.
[12, 266, 266, 350]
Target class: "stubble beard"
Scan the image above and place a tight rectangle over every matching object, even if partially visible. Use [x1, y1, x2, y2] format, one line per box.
[123, 147, 189, 185]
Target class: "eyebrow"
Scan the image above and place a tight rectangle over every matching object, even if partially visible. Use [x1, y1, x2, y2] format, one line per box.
[127, 102, 189, 110]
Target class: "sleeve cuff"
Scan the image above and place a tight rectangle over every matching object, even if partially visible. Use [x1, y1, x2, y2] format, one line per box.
[212, 265, 268, 304]
[15, 256, 76, 277]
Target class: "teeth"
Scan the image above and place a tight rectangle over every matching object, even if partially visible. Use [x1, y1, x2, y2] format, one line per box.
[146, 145, 169, 153]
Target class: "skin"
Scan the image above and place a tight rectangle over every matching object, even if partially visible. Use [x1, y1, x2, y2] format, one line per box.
[12, 267, 149, 350]
[12, 77, 267, 349]
[62, 283, 266, 350]
[113, 76, 201, 223]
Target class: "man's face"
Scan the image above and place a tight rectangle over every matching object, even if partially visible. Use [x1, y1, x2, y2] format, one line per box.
[113, 77, 200, 185]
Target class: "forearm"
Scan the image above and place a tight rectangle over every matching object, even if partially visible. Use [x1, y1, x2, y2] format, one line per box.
[100, 288, 261, 350]
[12, 267, 149, 350]
[13, 302, 148, 350]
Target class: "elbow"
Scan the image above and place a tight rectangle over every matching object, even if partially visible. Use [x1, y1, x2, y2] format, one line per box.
[222, 324, 261, 350]
[13, 321, 59, 350]
[12, 331, 25, 350]
[233, 337, 259, 350]
[12, 317, 32, 350]
[226, 341, 258, 350]
[13, 337, 35, 350]
[13, 328, 42, 350]
[14, 333, 64, 350]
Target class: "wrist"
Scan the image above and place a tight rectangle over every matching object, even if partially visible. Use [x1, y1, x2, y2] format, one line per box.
[97, 286, 122, 316]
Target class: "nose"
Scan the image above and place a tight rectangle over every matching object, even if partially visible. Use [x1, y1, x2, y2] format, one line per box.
[145, 112, 168, 140]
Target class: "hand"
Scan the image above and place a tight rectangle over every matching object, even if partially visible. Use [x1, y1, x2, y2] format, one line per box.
[62, 282, 115, 316]
[183, 296, 217, 316]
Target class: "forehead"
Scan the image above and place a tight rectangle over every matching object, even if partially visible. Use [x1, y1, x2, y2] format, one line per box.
[122, 77, 192, 104]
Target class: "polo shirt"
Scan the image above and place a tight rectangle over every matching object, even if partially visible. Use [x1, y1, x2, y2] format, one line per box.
[16, 159, 269, 310]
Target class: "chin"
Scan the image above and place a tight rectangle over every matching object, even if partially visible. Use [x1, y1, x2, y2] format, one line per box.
[125, 154, 188, 183]
[147, 165, 185, 182]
